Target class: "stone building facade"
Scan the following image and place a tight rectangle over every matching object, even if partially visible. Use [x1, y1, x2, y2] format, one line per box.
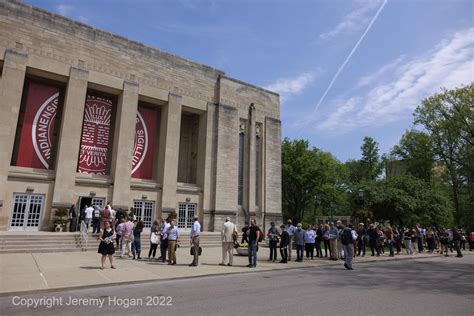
[0, 1, 282, 232]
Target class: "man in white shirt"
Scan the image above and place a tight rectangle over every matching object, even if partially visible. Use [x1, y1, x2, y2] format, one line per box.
[189, 216, 201, 267]
[159, 219, 171, 263]
[220, 217, 237, 266]
[84, 205, 94, 230]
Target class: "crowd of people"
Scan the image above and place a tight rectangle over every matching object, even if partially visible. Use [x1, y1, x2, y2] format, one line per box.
[89, 203, 472, 271]
[257, 220, 470, 270]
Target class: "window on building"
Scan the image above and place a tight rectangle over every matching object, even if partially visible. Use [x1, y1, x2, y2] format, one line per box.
[238, 132, 245, 206]
[255, 135, 261, 206]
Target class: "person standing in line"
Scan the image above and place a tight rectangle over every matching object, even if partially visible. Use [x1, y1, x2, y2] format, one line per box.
[132, 220, 144, 260]
[92, 205, 101, 234]
[357, 223, 367, 257]
[148, 220, 160, 261]
[267, 222, 279, 262]
[189, 216, 201, 266]
[305, 225, 316, 260]
[426, 227, 435, 253]
[367, 224, 377, 256]
[241, 225, 249, 244]
[100, 205, 111, 230]
[294, 223, 306, 262]
[97, 221, 116, 270]
[121, 217, 134, 258]
[385, 224, 394, 257]
[452, 228, 463, 258]
[339, 223, 355, 270]
[246, 219, 261, 268]
[220, 217, 237, 266]
[167, 220, 180, 265]
[69, 204, 77, 232]
[336, 220, 344, 259]
[279, 225, 290, 263]
[84, 205, 94, 230]
[393, 226, 401, 255]
[285, 220, 295, 261]
[403, 227, 413, 255]
[416, 224, 424, 253]
[159, 219, 170, 263]
[315, 224, 323, 258]
[322, 224, 330, 257]
[115, 218, 125, 249]
[459, 230, 467, 250]
[328, 222, 339, 261]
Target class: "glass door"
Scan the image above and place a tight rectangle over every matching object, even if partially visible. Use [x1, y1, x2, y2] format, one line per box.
[9, 194, 44, 231]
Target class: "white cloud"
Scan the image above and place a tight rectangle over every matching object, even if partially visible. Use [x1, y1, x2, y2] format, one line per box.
[314, 28, 474, 133]
[55, 4, 74, 16]
[319, 0, 383, 40]
[265, 72, 317, 103]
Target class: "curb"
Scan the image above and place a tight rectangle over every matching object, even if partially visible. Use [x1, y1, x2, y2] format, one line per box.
[0, 252, 472, 298]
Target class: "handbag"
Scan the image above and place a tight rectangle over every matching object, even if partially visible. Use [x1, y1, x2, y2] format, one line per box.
[190, 247, 202, 256]
[150, 232, 160, 244]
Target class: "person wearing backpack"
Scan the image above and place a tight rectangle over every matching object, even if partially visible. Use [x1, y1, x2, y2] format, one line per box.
[340, 223, 355, 270]
[246, 219, 261, 268]
[279, 224, 290, 263]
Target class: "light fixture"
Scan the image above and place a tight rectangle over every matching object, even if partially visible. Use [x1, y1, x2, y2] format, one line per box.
[142, 194, 147, 200]
[90, 191, 96, 197]
[26, 187, 34, 192]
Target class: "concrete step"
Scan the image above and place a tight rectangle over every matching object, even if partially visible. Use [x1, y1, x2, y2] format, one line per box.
[0, 232, 223, 253]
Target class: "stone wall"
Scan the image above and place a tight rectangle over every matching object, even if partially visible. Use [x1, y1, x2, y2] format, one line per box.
[0, 0, 281, 231]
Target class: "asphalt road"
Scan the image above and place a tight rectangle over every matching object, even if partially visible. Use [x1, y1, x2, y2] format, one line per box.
[1, 255, 473, 316]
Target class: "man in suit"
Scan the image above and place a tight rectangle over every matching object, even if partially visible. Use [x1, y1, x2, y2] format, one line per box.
[220, 217, 237, 266]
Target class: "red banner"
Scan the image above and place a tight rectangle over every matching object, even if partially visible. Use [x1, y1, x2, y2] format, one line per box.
[15, 81, 60, 169]
[132, 106, 158, 179]
[77, 94, 114, 175]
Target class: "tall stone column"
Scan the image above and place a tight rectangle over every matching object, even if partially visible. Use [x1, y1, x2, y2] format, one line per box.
[214, 103, 239, 228]
[0, 49, 27, 227]
[157, 93, 182, 217]
[264, 117, 282, 228]
[52, 67, 89, 207]
[197, 103, 217, 230]
[247, 104, 256, 218]
[111, 80, 139, 210]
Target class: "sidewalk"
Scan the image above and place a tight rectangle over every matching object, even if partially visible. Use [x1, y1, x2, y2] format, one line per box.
[0, 246, 471, 296]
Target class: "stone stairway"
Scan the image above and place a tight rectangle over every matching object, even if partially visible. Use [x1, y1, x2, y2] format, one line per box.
[0, 231, 222, 254]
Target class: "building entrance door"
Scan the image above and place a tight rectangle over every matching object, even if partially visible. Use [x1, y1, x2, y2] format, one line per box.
[9, 193, 44, 231]
[75, 196, 106, 231]
[133, 200, 154, 231]
[177, 203, 196, 230]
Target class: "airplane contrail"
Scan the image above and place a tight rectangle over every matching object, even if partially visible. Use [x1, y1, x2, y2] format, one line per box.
[312, 0, 388, 114]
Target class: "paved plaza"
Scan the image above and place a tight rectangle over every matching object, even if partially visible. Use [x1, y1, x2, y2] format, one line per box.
[0, 254, 472, 315]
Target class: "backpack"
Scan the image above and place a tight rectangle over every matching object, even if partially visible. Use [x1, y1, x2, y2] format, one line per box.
[258, 228, 264, 242]
[93, 209, 100, 218]
[340, 229, 352, 245]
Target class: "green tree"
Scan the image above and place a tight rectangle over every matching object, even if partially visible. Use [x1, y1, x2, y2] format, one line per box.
[281, 138, 346, 223]
[365, 175, 453, 227]
[391, 130, 434, 181]
[360, 136, 384, 181]
[414, 83, 474, 224]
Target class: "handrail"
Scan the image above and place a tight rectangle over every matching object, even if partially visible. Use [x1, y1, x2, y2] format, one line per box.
[80, 220, 88, 251]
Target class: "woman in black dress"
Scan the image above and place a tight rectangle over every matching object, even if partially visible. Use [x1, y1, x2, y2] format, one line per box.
[98, 221, 116, 269]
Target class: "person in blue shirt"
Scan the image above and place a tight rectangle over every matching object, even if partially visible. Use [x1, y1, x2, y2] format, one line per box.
[305, 225, 316, 259]
[166, 220, 180, 265]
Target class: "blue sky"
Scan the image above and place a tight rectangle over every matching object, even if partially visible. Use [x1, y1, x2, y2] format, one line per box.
[25, 0, 473, 162]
